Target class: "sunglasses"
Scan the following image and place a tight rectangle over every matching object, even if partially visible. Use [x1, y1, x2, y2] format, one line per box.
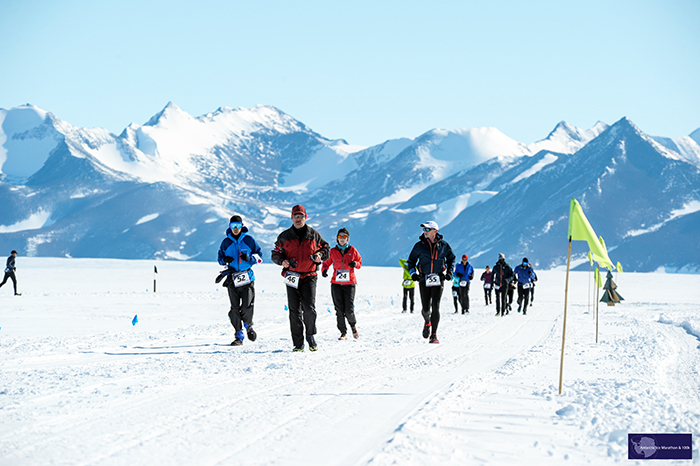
[230, 222, 243, 230]
[337, 234, 349, 240]
[293, 214, 305, 219]
[423, 227, 433, 232]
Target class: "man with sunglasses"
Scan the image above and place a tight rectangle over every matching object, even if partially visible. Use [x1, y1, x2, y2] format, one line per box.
[272, 205, 330, 352]
[218, 215, 263, 346]
[406, 221, 456, 344]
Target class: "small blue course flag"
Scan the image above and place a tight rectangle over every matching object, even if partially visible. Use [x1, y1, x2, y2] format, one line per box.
[132, 315, 138, 326]
[327, 307, 331, 313]
[284, 304, 288, 311]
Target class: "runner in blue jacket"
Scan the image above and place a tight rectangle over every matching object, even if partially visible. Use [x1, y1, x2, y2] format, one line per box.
[217, 215, 263, 346]
[513, 257, 537, 315]
[454, 255, 474, 314]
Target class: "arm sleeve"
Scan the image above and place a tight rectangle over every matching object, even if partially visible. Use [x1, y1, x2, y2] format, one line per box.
[271, 238, 286, 266]
[406, 244, 420, 275]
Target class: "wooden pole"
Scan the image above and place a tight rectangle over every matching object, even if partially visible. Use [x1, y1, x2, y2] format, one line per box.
[559, 237, 572, 395]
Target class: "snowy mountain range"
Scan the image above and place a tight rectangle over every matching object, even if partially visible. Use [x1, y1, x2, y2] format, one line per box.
[1, 103, 699, 272]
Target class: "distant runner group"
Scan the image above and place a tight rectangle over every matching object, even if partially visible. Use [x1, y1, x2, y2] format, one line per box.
[216, 205, 537, 351]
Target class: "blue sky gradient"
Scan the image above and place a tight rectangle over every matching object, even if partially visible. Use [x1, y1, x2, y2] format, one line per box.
[1, 0, 698, 146]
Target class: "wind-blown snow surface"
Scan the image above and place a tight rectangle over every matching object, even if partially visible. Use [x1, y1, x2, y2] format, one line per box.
[1, 259, 698, 465]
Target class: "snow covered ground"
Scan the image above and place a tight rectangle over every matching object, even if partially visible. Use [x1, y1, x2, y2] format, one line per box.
[1, 258, 698, 465]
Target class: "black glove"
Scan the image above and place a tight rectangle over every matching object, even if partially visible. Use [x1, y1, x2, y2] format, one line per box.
[455, 272, 463, 278]
[322, 269, 328, 278]
[349, 260, 357, 268]
[411, 273, 420, 281]
[224, 256, 234, 264]
[445, 272, 452, 281]
[240, 252, 249, 261]
[469, 274, 474, 281]
[289, 258, 298, 269]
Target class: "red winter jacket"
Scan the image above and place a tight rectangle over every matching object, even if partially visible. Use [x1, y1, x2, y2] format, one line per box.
[271, 225, 330, 278]
[322, 245, 362, 285]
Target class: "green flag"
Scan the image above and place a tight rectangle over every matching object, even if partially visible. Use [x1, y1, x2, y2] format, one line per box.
[594, 266, 602, 288]
[568, 198, 613, 268]
[587, 250, 593, 266]
[616, 261, 623, 273]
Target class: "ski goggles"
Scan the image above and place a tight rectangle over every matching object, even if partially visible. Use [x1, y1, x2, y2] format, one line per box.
[230, 222, 243, 230]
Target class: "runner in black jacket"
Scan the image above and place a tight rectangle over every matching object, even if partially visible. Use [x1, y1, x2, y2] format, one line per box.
[0, 251, 19, 295]
[492, 253, 514, 317]
[406, 221, 455, 344]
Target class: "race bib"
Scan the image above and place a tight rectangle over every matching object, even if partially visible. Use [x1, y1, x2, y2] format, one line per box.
[494, 285, 500, 290]
[483, 283, 491, 289]
[232, 270, 251, 288]
[403, 279, 413, 287]
[425, 273, 441, 287]
[522, 282, 532, 289]
[452, 290, 458, 297]
[284, 271, 300, 289]
[460, 280, 468, 287]
[335, 269, 350, 283]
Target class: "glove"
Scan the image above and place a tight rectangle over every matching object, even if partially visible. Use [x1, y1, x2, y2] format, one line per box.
[349, 260, 357, 268]
[322, 269, 328, 278]
[445, 272, 453, 281]
[469, 274, 474, 281]
[455, 272, 463, 278]
[240, 252, 249, 261]
[224, 256, 234, 264]
[411, 273, 420, 281]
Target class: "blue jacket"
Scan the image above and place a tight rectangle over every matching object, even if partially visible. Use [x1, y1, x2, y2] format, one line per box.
[513, 264, 536, 285]
[455, 262, 474, 283]
[217, 227, 263, 281]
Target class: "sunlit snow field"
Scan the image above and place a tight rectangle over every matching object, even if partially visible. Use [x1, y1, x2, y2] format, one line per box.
[1, 258, 698, 465]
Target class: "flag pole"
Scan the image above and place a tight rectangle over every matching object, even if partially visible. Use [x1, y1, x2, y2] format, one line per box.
[588, 259, 592, 319]
[559, 237, 572, 395]
[595, 279, 600, 343]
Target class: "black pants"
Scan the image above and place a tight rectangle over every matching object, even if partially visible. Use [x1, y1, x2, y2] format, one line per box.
[484, 285, 492, 304]
[402, 287, 415, 312]
[419, 281, 443, 334]
[227, 282, 255, 332]
[507, 285, 515, 307]
[517, 284, 531, 314]
[495, 286, 508, 316]
[530, 284, 535, 302]
[331, 283, 356, 334]
[0, 272, 17, 294]
[458, 282, 470, 313]
[286, 275, 318, 348]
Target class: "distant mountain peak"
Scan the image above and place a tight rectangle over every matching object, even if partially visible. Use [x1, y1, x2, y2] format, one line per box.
[690, 127, 700, 145]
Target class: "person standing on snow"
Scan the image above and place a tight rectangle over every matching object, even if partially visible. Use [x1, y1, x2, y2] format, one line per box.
[514, 257, 537, 315]
[451, 274, 460, 313]
[492, 253, 514, 317]
[399, 259, 415, 313]
[454, 254, 474, 314]
[322, 228, 362, 340]
[217, 215, 263, 346]
[271, 205, 329, 352]
[0, 250, 20, 296]
[406, 221, 456, 344]
[481, 265, 493, 305]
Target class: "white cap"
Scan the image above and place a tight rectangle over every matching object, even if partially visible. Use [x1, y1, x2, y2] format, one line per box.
[421, 221, 439, 230]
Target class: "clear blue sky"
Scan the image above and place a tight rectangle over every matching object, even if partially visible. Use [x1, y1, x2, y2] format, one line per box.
[1, 0, 698, 146]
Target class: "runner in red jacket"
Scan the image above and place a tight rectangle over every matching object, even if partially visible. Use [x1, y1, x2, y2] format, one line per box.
[271, 205, 330, 352]
[321, 228, 362, 340]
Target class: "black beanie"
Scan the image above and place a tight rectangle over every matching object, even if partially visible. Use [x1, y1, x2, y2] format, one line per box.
[230, 215, 243, 224]
[337, 227, 350, 237]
